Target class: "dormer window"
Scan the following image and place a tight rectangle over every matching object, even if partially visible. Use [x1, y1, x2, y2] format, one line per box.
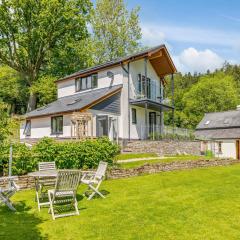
[75, 74, 98, 92]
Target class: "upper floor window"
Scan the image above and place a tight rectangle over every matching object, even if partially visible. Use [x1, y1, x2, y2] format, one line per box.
[51, 116, 63, 134]
[75, 74, 98, 92]
[137, 74, 151, 99]
[24, 120, 31, 136]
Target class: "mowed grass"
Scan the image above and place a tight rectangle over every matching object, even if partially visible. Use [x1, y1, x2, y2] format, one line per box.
[2, 164, 240, 239]
[119, 155, 212, 169]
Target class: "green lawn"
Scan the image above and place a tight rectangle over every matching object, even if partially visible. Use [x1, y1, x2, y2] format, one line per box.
[2, 164, 240, 239]
[114, 152, 158, 160]
[119, 155, 212, 169]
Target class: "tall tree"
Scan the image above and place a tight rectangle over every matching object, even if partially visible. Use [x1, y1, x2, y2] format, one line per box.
[91, 0, 142, 64]
[0, 0, 91, 111]
[0, 65, 27, 114]
[0, 102, 13, 143]
[182, 72, 238, 128]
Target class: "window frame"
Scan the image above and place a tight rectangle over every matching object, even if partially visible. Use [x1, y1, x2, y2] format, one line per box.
[218, 141, 222, 154]
[132, 108, 137, 124]
[23, 119, 31, 136]
[51, 116, 63, 135]
[75, 73, 98, 92]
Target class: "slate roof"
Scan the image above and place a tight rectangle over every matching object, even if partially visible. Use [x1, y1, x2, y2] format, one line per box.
[195, 109, 240, 139]
[195, 128, 240, 140]
[56, 44, 177, 82]
[26, 85, 122, 118]
[196, 109, 240, 130]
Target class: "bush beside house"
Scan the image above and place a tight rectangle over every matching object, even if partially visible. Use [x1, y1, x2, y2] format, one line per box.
[0, 137, 120, 176]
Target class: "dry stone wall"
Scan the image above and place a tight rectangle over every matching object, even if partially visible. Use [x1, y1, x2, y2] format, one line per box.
[1, 158, 239, 190]
[123, 140, 201, 156]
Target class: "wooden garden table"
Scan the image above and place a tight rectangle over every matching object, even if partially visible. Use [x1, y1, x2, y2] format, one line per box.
[28, 170, 58, 210]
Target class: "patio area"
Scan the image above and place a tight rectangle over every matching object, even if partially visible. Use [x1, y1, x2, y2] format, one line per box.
[2, 164, 240, 240]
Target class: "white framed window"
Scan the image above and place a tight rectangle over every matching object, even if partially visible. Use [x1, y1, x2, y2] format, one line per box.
[23, 120, 31, 136]
[51, 116, 63, 134]
[75, 74, 98, 92]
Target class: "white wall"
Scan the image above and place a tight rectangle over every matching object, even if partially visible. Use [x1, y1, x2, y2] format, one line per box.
[129, 59, 161, 100]
[20, 114, 73, 139]
[206, 140, 237, 159]
[129, 106, 160, 140]
[57, 66, 123, 98]
[20, 110, 120, 140]
[23, 58, 162, 141]
[119, 59, 161, 140]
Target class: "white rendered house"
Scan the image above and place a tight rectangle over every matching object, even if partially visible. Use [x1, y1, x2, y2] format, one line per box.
[195, 108, 240, 159]
[20, 45, 177, 142]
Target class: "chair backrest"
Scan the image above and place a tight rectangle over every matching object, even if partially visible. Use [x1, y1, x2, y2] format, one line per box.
[94, 161, 108, 181]
[38, 162, 56, 171]
[55, 170, 81, 192]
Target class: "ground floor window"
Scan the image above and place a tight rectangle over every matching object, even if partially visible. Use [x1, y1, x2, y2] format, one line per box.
[132, 108, 137, 124]
[51, 116, 63, 134]
[218, 142, 222, 154]
[24, 120, 31, 136]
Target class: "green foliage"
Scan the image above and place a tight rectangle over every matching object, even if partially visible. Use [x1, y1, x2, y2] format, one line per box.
[0, 65, 27, 114]
[0, 0, 92, 110]
[31, 75, 57, 108]
[0, 143, 33, 175]
[205, 150, 214, 157]
[165, 71, 239, 128]
[0, 102, 18, 143]
[90, 0, 142, 64]
[183, 73, 238, 127]
[0, 137, 120, 175]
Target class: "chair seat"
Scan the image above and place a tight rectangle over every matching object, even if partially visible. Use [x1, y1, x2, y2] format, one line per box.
[81, 179, 98, 185]
[48, 189, 74, 196]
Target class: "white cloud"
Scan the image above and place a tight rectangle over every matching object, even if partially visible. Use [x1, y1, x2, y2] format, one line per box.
[141, 23, 240, 48]
[174, 48, 225, 73]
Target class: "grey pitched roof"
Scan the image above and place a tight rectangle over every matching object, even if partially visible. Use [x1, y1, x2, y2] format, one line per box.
[26, 85, 122, 118]
[56, 44, 177, 82]
[195, 128, 240, 140]
[196, 109, 240, 130]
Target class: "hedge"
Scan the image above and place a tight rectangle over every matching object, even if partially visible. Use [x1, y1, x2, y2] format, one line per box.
[0, 137, 120, 176]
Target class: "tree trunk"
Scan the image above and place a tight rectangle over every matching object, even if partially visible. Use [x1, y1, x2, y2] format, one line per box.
[27, 92, 37, 112]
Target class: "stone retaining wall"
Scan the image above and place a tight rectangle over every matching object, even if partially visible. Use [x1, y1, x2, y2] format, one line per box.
[123, 140, 201, 156]
[108, 159, 240, 179]
[1, 158, 239, 189]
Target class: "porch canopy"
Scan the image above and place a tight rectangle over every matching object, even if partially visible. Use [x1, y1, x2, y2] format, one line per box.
[129, 99, 173, 112]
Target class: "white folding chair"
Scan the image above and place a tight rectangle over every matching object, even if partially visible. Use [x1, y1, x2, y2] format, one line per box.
[48, 170, 81, 220]
[0, 176, 20, 211]
[36, 162, 56, 211]
[81, 161, 108, 200]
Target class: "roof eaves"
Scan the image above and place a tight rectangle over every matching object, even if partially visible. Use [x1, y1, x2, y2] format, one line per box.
[56, 45, 167, 83]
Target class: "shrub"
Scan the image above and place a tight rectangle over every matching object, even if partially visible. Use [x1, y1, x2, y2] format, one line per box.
[0, 137, 120, 175]
[0, 143, 33, 175]
[205, 150, 214, 158]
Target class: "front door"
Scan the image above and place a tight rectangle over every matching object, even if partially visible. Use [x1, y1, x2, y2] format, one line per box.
[236, 140, 240, 159]
[149, 112, 156, 136]
[96, 115, 108, 137]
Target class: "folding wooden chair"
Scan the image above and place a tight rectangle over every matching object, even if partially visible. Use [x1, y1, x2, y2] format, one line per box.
[0, 176, 20, 211]
[81, 161, 108, 200]
[48, 170, 81, 220]
[36, 161, 56, 211]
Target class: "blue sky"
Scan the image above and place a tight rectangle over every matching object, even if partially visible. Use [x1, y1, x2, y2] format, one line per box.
[127, 0, 240, 73]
